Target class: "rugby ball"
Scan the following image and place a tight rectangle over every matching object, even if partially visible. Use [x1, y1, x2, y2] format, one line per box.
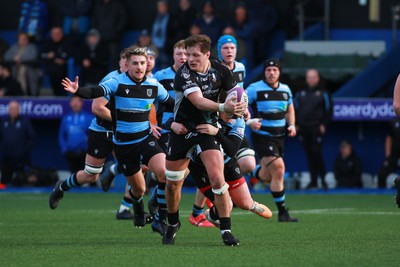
[226, 87, 248, 118]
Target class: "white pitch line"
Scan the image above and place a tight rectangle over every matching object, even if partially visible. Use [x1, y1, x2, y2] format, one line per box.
[71, 208, 400, 216]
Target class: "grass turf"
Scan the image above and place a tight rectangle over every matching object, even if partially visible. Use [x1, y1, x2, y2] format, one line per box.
[0, 191, 399, 266]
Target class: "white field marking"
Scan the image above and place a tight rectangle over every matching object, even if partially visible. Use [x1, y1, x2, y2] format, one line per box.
[70, 208, 400, 216]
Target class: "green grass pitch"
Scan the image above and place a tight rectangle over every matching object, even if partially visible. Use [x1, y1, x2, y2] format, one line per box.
[0, 191, 399, 266]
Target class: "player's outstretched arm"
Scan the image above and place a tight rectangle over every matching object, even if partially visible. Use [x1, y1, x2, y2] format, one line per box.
[62, 76, 106, 99]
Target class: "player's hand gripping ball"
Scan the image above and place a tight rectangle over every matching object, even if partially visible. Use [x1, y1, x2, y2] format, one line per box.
[226, 87, 248, 118]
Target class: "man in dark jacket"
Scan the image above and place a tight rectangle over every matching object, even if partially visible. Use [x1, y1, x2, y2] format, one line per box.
[294, 69, 333, 189]
[0, 64, 24, 96]
[0, 101, 35, 188]
[41, 26, 72, 96]
[334, 140, 362, 188]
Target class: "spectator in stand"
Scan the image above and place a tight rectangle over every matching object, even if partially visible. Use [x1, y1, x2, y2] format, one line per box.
[294, 69, 332, 190]
[229, 3, 255, 68]
[58, 96, 93, 174]
[377, 117, 400, 188]
[0, 37, 10, 63]
[134, 29, 159, 58]
[91, 0, 126, 70]
[151, 0, 173, 69]
[18, 0, 49, 44]
[41, 26, 72, 96]
[194, 1, 225, 47]
[189, 23, 202, 36]
[333, 140, 362, 188]
[79, 29, 109, 86]
[169, 0, 197, 48]
[4, 32, 41, 96]
[247, 0, 278, 66]
[0, 63, 24, 96]
[0, 101, 35, 189]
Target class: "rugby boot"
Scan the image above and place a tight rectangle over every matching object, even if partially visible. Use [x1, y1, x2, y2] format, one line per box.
[49, 181, 64, 209]
[162, 221, 181, 245]
[222, 231, 240, 246]
[250, 201, 272, 219]
[99, 161, 115, 192]
[116, 209, 133, 220]
[278, 209, 299, 222]
[133, 199, 146, 227]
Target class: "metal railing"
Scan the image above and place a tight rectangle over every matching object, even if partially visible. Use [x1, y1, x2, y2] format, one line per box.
[296, 0, 330, 41]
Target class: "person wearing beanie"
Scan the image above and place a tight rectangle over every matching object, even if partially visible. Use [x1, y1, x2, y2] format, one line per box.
[217, 34, 246, 88]
[217, 34, 255, 179]
[246, 58, 299, 222]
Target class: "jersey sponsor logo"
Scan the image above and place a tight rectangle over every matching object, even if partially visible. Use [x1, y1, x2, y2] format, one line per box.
[149, 141, 155, 146]
[181, 73, 190, 79]
[170, 82, 174, 88]
[269, 146, 273, 151]
[122, 164, 127, 170]
[237, 73, 243, 81]
[125, 89, 130, 95]
[235, 167, 240, 174]
[201, 176, 206, 183]
[94, 149, 99, 155]
[264, 93, 268, 99]
[185, 132, 198, 139]
[283, 93, 288, 100]
[237, 127, 245, 135]
[147, 89, 152, 97]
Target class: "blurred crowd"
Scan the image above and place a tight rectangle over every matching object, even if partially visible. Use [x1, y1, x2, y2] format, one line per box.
[0, 0, 290, 97]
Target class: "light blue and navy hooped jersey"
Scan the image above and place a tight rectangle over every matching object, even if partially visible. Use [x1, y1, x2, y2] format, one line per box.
[99, 72, 170, 145]
[221, 117, 245, 163]
[88, 70, 121, 133]
[246, 80, 293, 137]
[231, 61, 246, 88]
[153, 66, 176, 133]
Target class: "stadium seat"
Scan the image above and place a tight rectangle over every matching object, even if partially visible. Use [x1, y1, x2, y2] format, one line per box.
[361, 173, 376, 189]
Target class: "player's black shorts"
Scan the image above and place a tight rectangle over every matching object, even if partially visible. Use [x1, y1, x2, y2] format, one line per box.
[113, 134, 164, 177]
[251, 132, 285, 158]
[166, 131, 221, 161]
[189, 159, 245, 201]
[86, 130, 114, 159]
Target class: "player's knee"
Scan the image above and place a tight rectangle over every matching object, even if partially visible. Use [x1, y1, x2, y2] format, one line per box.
[130, 184, 146, 196]
[165, 169, 186, 182]
[152, 167, 166, 183]
[238, 156, 256, 174]
[212, 183, 229, 195]
[84, 163, 103, 181]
